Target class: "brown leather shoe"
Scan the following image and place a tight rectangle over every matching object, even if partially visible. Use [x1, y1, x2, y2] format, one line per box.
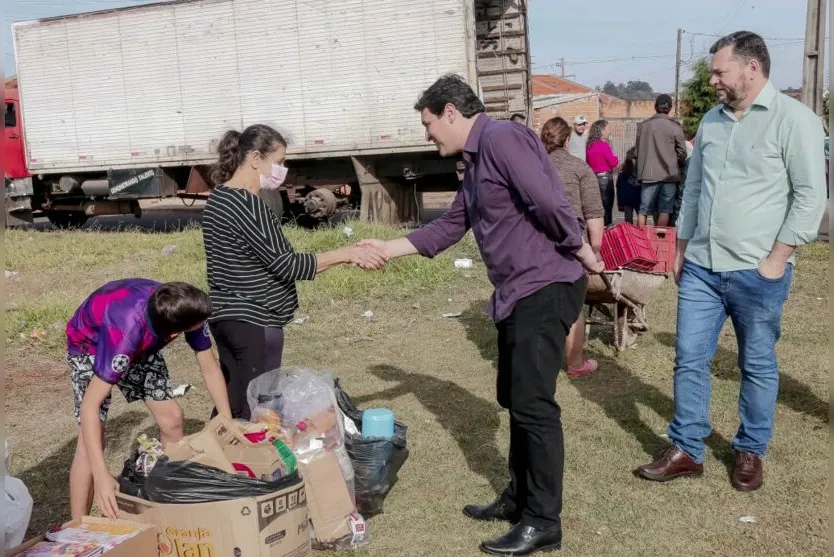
[636, 445, 703, 482]
[731, 451, 763, 491]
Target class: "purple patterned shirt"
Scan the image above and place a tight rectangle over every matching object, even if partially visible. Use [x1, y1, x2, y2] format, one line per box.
[66, 278, 212, 384]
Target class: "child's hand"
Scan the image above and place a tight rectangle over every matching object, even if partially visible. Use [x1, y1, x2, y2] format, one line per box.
[94, 472, 120, 519]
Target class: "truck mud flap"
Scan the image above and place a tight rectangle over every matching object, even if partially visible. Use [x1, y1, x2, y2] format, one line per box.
[107, 167, 178, 199]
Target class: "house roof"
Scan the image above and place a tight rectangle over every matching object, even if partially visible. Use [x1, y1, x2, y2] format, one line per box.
[532, 92, 599, 110]
[532, 74, 594, 96]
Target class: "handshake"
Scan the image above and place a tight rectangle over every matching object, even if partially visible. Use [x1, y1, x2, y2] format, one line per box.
[337, 238, 605, 274]
[344, 239, 390, 271]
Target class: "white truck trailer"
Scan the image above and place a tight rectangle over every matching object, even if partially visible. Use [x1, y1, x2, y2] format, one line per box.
[7, 0, 531, 226]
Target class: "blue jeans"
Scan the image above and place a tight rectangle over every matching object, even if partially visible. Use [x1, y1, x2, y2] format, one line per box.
[639, 181, 677, 214]
[667, 260, 793, 463]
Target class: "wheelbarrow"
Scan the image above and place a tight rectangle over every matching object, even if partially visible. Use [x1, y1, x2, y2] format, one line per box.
[583, 269, 667, 351]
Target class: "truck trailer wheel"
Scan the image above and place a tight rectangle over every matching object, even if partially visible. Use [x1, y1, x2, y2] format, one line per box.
[47, 211, 89, 229]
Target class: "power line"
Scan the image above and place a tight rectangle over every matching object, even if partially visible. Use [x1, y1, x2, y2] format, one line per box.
[714, 0, 748, 36]
[534, 53, 674, 72]
[689, 31, 828, 42]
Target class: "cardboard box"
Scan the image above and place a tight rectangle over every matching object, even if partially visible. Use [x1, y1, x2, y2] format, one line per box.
[298, 453, 354, 544]
[165, 416, 292, 480]
[5, 516, 158, 557]
[116, 480, 311, 557]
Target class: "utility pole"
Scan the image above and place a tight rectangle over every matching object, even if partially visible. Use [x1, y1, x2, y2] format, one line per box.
[674, 28, 683, 117]
[559, 57, 565, 77]
[801, 0, 826, 115]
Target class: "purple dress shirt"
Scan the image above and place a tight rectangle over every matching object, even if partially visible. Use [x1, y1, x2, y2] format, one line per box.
[408, 114, 585, 322]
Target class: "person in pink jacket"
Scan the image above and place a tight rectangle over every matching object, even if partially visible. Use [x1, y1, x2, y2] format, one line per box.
[585, 120, 620, 226]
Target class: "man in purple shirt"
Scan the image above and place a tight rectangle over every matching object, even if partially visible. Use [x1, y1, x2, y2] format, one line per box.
[66, 278, 231, 521]
[361, 75, 603, 556]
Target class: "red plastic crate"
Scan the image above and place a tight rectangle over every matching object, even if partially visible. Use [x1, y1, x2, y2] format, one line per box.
[644, 226, 677, 273]
[600, 223, 659, 271]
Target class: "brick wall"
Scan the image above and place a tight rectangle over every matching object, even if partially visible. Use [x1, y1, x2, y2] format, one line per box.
[532, 96, 601, 133]
[601, 97, 657, 120]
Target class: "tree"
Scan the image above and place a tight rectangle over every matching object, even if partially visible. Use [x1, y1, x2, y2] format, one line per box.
[680, 58, 716, 139]
[598, 80, 656, 100]
[601, 81, 620, 97]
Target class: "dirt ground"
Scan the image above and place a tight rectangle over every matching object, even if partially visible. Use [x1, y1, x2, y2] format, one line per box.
[4, 222, 828, 556]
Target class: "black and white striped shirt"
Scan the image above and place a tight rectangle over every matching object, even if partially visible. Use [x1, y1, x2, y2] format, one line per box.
[202, 185, 317, 327]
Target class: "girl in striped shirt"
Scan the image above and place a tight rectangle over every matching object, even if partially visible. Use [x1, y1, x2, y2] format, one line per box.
[201, 124, 385, 419]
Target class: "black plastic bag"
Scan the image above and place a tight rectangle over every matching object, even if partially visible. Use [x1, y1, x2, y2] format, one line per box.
[334, 378, 408, 517]
[123, 455, 301, 505]
[119, 455, 148, 500]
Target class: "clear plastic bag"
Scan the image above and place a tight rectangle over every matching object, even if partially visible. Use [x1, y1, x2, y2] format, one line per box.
[247, 368, 369, 550]
[4, 442, 33, 550]
[248, 369, 348, 469]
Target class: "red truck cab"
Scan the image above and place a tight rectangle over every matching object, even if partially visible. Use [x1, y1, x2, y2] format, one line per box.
[4, 79, 28, 181]
[4, 78, 37, 225]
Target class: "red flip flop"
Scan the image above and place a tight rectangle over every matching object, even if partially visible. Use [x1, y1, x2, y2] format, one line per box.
[567, 359, 598, 379]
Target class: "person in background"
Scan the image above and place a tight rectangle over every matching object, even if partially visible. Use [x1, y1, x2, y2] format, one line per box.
[202, 124, 386, 421]
[568, 115, 589, 159]
[635, 94, 687, 227]
[67, 279, 232, 519]
[541, 116, 604, 379]
[617, 147, 641, 225]
[361, 75, 604, 556]
[637, 31, 826, 491]
[585, 119, 620, 226]
[668, 137, 695, 227]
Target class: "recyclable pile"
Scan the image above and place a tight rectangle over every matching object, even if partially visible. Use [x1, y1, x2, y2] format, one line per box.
[117, 368, 408, 556]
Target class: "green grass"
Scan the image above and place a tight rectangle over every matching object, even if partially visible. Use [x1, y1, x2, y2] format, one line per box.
[4, 223, 828, 556]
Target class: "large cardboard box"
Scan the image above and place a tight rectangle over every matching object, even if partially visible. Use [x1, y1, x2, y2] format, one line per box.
[116, 480, 311, 557]
[5, 516, 158, 557]
[165, 416, 291, 480]
[298, 453, 355, 544]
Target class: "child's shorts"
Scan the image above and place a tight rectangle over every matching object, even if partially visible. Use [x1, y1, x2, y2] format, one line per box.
[68, 352, 175, 423]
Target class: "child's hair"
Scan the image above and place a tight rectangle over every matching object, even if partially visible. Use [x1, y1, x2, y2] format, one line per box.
[210, 124, 288, 185]
[148, 282, 212, 337]
[622, 146, 637, 175]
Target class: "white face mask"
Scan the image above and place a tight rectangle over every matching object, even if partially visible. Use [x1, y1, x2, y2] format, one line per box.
[259, 163, 288, 190]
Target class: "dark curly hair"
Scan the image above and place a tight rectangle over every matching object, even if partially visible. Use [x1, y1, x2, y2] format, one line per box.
[210, 124, 287, 185]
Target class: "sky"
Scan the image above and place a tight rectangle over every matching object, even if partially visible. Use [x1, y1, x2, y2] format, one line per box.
[4, 0, 830, 93]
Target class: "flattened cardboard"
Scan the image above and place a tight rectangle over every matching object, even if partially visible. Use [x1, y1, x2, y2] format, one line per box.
[165, 416, 289, 480]
[298, 452, 354, 543]
[5, 516, 158, 557]
[163, 423, 236, 474]
[116, 480, 311, 557]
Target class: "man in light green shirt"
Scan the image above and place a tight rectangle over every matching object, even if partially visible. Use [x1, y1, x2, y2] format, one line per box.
[637, 31, 826, 492]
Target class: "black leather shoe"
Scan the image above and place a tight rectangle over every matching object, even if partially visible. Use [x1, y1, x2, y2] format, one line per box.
[463, 499, 519, 523]
[479, 523, 562, 556]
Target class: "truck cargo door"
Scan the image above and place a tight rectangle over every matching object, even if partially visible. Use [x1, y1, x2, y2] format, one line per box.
[474, 0, 531, 123]
[4, 99, 28, 179]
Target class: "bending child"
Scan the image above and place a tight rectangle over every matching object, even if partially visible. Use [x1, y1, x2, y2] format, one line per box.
[66, 279, 231, 519]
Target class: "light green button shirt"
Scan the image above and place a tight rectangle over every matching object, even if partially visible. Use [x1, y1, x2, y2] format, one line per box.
[676, 80, 827, 272]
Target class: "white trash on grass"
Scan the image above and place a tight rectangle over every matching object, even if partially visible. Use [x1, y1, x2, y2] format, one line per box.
[454, 258, 473, 269]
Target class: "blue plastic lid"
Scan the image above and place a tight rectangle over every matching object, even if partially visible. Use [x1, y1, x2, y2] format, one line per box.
[362, 408, 395, 438]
